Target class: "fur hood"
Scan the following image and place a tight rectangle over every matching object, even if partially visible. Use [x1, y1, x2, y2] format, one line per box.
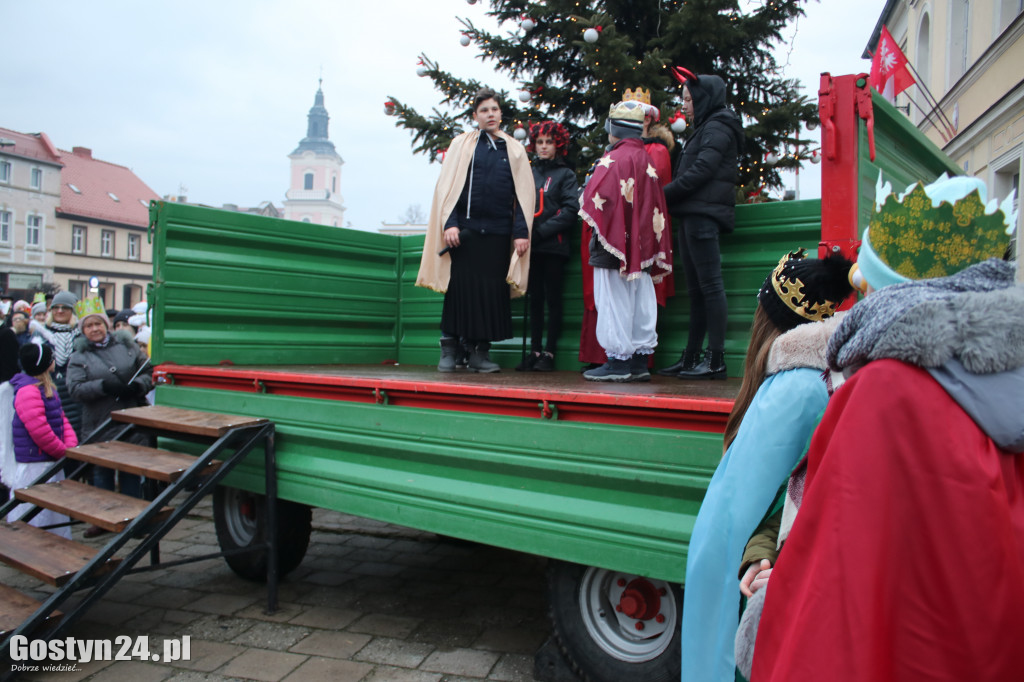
[643, 124, 676, 152]
[72, 328, 137, 353]
[767, 312, 846, 376]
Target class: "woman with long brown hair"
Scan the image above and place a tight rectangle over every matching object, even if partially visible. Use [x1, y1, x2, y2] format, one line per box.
[680, 249, 854, 682]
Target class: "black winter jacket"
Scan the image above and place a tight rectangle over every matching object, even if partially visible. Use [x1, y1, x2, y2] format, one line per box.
[444, 133, 529, 239]
[663, 74, 744, 233]
[530, 158, 579, 258]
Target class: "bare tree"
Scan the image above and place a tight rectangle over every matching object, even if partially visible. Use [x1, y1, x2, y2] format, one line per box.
[399, 204, 426, 224]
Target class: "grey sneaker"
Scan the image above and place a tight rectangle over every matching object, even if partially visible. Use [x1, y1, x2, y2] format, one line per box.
[583, 358, 632, 382]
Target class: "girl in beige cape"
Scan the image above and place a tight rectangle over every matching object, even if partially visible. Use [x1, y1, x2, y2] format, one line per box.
[416, 88, 535, 373]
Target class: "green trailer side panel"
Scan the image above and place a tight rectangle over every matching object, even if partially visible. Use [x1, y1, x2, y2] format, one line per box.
[156, 384, 722, 582]
[151, 201, 402, 366]
[398, 200, 823, 375]
[858, 91, 962, 232]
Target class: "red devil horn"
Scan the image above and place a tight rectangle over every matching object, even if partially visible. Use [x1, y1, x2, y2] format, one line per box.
[671, 66, 696, 85]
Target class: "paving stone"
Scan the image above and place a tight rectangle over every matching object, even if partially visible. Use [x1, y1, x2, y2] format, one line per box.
[78, 600, 148, 626]
[187, 593, 260, 616]
[162, 672, 246, 682]
[77, 660, 173, 681]
[219, 649, 308, 682]
[234, 601, 306, 623]
[142, 587, 207, 609]
[288, 630, 371, 658]
[229, 621, 310, 650]
[362, 668, 443, 682]
[281, 655, 374, 681]
[349, 613, 421, 639]
[11, 656, 112, 681]
[420, 647, 501, 677]
[294, 585, 358, 608]
[304, 570, 357, 587]
[180, 615, 255, 643]
[164, 639, 246, 672]
[350, 561, 406, 577]
[287, 605, 361, 630]
[488, 653, 538, 682]
[409, 618, 482, 649]
[473, 627, 547, 654]
[352, 636, 435, 668]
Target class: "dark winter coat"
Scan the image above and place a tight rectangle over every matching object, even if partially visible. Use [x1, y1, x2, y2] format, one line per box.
[67, 330, 152, 441]
[0, 327, 17, 383]
[530, 157, 579, 258]
[663, 74, 744, 233]
[11, 372, 76, 463]
[444, 133, 529, 240]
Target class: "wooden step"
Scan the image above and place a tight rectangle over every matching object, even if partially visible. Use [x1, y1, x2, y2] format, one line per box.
[0, 584, 63, 636]
[0, 522, 121, 587]
[112, 405, 267, 437]
[65, 441, 222, 482]
[14, 480, 172, 533]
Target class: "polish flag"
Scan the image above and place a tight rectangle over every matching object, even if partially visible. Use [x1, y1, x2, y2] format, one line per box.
[870, 26, 915, 101]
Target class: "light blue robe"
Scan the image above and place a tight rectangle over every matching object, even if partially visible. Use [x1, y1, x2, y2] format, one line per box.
[680, 368, 828, 682]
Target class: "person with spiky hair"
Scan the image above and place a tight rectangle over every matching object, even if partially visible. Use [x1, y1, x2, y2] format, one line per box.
[516, 121, 578, 372]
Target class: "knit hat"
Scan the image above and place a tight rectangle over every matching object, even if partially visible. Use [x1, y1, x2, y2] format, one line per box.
[112, 308, 135, 329]
[13, 300, 30, 314]
[51, 291, 78, 309]
[31, 302, 47, 317]
[605, 100, 646, 140]
[856, 172, 1016, 291]
[75, 297, 110, 331]
[20, 341, 53, 377]
[758, 249, 856, 332]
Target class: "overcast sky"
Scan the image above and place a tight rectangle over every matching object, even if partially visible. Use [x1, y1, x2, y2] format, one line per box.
[1, 0, 886, 230]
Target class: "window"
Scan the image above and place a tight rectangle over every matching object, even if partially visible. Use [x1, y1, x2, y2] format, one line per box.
[0, 161, 10, 184]
[72, 225, 86, 253]
[128, 233, 140, 261]
[26, 214, 42, 247]
[101, 229, 114, 258]
[0, 211, 11, 244]
[948, 0, 969, 85]
[332, 175, 337, 193]
[30, 167, 42, 190]
[68, 183, 81, 194]
[916, 13, 931, 108]
[303, 172, 314, 190]
[107, 192, 119, 202]
[69, 280, 86, 300]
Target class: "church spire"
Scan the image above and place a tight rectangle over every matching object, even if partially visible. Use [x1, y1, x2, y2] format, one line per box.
[292, 80, 337, 156]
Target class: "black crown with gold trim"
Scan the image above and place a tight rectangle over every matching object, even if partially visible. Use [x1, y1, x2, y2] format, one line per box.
[757, 249, 855, 332]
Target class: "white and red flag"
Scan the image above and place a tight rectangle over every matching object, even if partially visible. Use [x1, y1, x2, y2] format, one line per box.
[870, 26, 915, 100]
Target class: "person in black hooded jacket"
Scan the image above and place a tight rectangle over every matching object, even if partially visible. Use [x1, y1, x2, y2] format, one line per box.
[516, 121, 579, 372]
[661, 72, 744, 380]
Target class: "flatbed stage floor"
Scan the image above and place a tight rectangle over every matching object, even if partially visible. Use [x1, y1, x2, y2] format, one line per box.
[155, 363, 739, 431]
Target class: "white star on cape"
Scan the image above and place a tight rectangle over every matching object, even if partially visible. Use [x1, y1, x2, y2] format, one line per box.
[597, 156, 615, 169]
[591, 193, 607, 211]
[646, 163, 659, 180]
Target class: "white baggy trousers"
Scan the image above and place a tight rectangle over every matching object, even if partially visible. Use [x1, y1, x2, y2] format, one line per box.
[593, 268, 658, 361]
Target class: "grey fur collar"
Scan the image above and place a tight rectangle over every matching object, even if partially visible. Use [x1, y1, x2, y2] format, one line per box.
[767, 312, 846, 376]
[828, 259, 1023, 374]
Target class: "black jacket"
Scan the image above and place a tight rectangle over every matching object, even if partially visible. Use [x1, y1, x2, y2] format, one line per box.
[663, 74, 744, 233]
[530, 158, 579, 258]
[444, 133, 528, 239]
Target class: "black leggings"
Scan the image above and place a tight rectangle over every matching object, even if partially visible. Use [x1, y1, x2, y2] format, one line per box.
[678, 215, 727, 353]
[529, 252, 567, 354]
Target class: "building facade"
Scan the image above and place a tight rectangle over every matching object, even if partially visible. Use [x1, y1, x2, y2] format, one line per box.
[867, 0, 1024, 217]
[0, 127, 63, 299]
[282, 82, 347, 227]
[54, 146, 158, 309]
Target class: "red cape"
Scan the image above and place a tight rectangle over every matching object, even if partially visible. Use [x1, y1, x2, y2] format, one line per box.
[752, 360, 1024, 682]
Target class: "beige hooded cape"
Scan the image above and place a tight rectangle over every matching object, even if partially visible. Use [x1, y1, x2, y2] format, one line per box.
[415, 129, 535, 297]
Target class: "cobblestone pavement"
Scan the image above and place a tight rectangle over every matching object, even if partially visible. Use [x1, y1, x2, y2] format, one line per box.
[6, 498, 551, 681]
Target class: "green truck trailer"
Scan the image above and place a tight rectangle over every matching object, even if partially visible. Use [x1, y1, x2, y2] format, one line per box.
[148, 74, 960, 681]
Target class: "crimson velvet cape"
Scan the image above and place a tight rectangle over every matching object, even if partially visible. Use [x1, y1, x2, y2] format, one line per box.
[751, 359, 1024, 682]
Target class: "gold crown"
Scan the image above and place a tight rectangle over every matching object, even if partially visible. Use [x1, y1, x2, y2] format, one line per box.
[75, 296, 106, 320]
[622, 87, 651, 105]
[608, 100, 646, 123]
[768, 251, 840, 323]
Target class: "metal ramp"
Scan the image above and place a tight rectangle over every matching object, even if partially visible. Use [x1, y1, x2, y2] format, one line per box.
[0, 406, 277, 674]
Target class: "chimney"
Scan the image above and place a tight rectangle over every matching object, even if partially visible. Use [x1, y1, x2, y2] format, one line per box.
[72, 146, 92, 159]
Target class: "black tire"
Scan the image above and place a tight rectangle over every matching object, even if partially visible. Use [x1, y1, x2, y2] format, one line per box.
[546, 560, 682, 682]
[213, 486, 312, 582]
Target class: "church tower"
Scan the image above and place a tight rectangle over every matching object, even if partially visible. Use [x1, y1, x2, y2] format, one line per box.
[283, 81, 346, 226]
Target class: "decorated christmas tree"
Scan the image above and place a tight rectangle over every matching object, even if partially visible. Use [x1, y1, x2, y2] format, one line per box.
[386, 0, 818, 197]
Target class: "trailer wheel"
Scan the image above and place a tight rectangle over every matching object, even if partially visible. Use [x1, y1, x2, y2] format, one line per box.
[546, 560, 681, 682]
[213, 486, 311, 582]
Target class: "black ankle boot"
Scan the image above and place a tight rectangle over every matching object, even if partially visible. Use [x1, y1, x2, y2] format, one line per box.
[438, 337, 459, 373]
[468, 342, 501, 373]
[677, 349, 727, 380]
[657, 348, 701, 376]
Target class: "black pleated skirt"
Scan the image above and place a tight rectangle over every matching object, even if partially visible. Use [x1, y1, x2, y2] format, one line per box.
[441, 232, 513, 342]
